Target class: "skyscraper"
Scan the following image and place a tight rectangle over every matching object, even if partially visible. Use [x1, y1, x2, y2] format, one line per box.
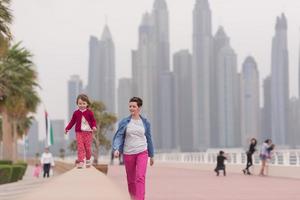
[271, 14, 289, 145]
[87, 36, 100, 101]
[192, 0, 213, 150]
[261, 76, 272, 141]
[87, 25, 116, 114]
[173, 50, 193, 152]
[117, 78, 132, 119]
[288, 98, 300, 148]
[50, 119, 65, 156]
[159, 72, 174, 151]
[131, 12, 155, 127]
[241, 56, 260, 146]
[210, 26, 230, 148]
[217, 43, 239, 147]
[152, 0, 172, 150]
[99, 25, 116, 114]
[26, 120, 40, 157]
[67, 75, 82, 141]
[132, 0, 172, 151]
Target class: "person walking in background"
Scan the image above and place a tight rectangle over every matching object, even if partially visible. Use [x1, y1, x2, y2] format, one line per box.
[40, 147, 54, 178]
[33, 163, 41, 178]
[112, 97, 154, 200]
[242, 138, 257, 175]
[214, 150, 227, 176]
[259, 139, 274, 176]
[65, 94, 97, 169]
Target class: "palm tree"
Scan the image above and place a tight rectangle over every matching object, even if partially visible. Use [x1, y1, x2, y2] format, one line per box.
[89, 101, 117, 164]
[0, 0, 12, 57]
[0, 43, 40, 161]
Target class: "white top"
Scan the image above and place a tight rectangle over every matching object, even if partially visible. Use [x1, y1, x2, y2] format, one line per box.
[81, 116, 92, 131]
[260, 143, 270, 156]
[40, 152, 55, 166]
[124, 118, 147, 155]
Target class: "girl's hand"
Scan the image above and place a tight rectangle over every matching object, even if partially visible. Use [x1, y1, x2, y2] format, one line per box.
[64, 130, 68, 135]
[114, 150, 120, 158]
[150, 157, 154, 166]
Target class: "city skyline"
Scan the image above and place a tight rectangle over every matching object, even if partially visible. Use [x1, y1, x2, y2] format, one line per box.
[10, 0, 300, 141]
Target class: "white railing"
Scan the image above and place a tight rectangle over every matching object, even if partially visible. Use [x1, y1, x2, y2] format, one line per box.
[154, 149, 300, 167]
[55, 149, 300, 167]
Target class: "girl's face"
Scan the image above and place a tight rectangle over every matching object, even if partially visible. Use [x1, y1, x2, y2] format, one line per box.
[77, 98, 88, 110]
[129, 102, 140, 116]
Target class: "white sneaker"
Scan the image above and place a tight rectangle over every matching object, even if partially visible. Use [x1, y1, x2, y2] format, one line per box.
[86, 160, 91, 168]
[77, 162, 84, 169]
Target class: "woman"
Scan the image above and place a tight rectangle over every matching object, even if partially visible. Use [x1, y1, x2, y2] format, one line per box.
[242, 138, 257, 175]
[40, 147, 55, 178]
[259, 139, 274, 176]
[112, 97, 154, 200]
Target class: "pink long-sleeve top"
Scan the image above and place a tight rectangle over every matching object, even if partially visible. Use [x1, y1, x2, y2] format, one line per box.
[65, 109, 97, 132]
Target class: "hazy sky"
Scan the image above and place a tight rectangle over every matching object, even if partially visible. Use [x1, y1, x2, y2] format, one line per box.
[10, 0, 300, 136]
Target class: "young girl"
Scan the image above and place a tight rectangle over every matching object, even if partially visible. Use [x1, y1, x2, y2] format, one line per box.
[33, 163, 41, 178]
[65, 94, 97, 168]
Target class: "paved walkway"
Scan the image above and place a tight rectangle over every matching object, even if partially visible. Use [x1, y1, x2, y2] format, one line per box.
[108, 163, 300, 200]
[0, 166, 51, 200]
[2, 163, 300, 200]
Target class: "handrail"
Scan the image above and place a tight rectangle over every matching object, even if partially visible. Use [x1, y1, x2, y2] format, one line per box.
[154, 149, 300, 166]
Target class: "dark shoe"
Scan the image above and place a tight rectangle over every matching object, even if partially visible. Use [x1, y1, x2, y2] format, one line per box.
[242, 169, 246, 175]
[215, 169, 219, 176]
[247, 171, 252, 175]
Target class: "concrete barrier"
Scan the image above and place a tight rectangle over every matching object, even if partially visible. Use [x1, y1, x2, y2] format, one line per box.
[16, 166, 130, 200]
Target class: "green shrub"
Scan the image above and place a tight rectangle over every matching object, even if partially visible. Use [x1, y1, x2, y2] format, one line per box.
[0, 160, 12, 165]
[0, 165, 12, 185]
[15, 161, 28, 180]
[10, 165, 25, 183]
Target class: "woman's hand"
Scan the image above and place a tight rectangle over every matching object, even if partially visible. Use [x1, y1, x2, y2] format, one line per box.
[114, 150, 120, 158]
[150, 157, 154, 166]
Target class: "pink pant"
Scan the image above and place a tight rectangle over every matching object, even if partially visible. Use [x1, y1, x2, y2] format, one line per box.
[76, 131, 93, 163]
[124, 150, 148, 200]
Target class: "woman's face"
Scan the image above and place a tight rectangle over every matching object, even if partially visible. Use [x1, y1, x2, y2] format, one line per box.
[77, 98, 88, 110]
[129, 101, 140, 116]
[251, 139, 256, 144]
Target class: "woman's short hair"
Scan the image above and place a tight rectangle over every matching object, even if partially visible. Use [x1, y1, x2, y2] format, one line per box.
[129, 97, 143, 107]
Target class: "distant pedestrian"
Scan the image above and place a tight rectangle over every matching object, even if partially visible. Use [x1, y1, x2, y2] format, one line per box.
[112, 97, 154, 200]
[33, 163, 41, 178]
[259, 139, 274, 176]
[40, 147, 55, 178]
[214, 150, 227, 176]
[65, 94, 97, 169]
[242, 138, 257, 175]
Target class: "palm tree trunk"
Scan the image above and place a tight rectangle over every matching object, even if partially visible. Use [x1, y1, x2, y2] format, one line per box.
[12, 120, 18, 162]
[2, 109, 13, 160]
[93, 134, 100, 164]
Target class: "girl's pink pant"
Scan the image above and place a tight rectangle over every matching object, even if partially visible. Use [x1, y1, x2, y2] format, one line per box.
[76, 131, 93, 163]
[124, 150, 148, 200]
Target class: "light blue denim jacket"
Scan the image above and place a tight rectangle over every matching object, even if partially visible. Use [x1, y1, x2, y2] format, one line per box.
[112, 115, 154, 158]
